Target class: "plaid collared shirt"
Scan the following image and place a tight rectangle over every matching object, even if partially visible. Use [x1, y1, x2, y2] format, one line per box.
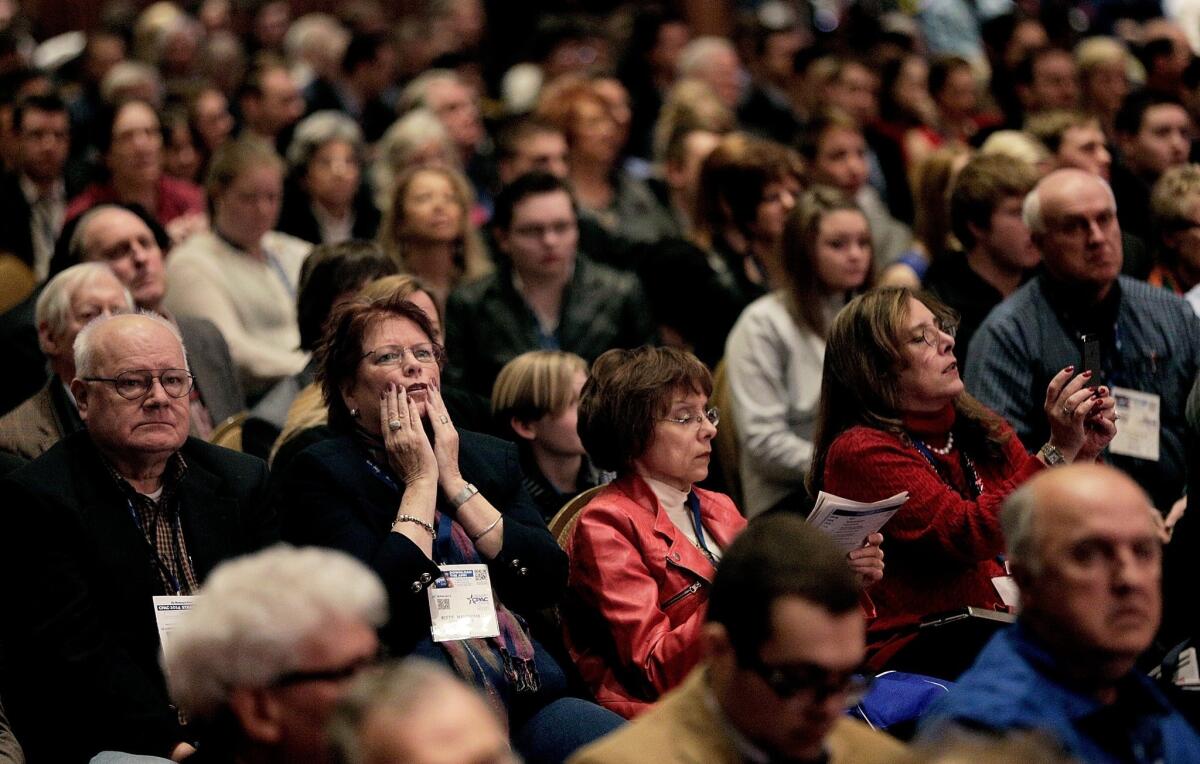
[104, 452, 200, 595]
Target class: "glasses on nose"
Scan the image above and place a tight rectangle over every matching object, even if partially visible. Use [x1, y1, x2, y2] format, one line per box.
[361, 343, 442, 367]
[660, 407, 720, 428]
[512, 220, 575, 240]
[83, 369, 195, 400]
[910, 321, 958, 348]
[743, 656, 873, 707]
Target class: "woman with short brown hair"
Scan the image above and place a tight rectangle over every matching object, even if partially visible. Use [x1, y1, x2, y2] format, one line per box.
[565, 345, 883, 718]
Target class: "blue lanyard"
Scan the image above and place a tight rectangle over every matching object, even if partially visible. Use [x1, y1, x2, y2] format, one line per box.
[910, 437, 982, 500]
[125, 497, 186, 595]
[365, 458, 451, 562]
[686, 492, 717, 564]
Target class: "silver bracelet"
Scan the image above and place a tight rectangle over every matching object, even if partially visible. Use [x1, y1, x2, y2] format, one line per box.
[451, 482, 479, 509]
[470, 515, 502, 543]
[392, 514, 436, 539]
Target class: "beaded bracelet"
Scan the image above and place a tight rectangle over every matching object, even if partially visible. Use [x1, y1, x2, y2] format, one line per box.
[392, 514, 436, 539]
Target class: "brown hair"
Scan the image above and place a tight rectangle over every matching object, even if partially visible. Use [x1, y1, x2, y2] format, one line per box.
[913, 144, 973, 256]
[316, 295, 445, 432]
[693, 132, 805, 248]
[780, 186, 875, 337]
[807, 286, 1009, 494]
[378, 164, 492, 284]
[949, 152, 1037, 251]
[578, 346, 713, 473]
[534, 74, 611, 149]
[205, 135, 284, 201]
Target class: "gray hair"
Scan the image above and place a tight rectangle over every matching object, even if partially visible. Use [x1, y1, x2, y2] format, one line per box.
[285, 110, 364, 176]
[371, 109, 460, 211]
[35, 263, 132, 340]
[1001, 481, 1041, 577]
[164, 545, 388, 719]
[397, 69, 462, 115]
[73, 310, 187, 378]
[677, 36, 737, 78]
[328, 659, 475, 764]
[283, 13, 349, 74]
[99, 60, 165, 108]
[1023, 171, 1118, 237]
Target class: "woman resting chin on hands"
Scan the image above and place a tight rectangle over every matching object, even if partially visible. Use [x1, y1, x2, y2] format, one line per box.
[278, 296, 622, 760]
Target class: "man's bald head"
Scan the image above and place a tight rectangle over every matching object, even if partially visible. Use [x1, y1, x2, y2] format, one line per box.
[71, 206, 167, 310]
[1003, 464, 1161, 675]
[1022, 168, 1123, 297]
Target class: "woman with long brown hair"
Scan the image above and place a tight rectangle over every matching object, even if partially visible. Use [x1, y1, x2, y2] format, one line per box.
[809, 286, 1116, 671]
[725, 187, 875, 516]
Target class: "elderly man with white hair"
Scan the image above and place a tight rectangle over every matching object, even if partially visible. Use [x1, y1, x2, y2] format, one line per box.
[0, 312, 276, 762]
[164, 545, 385, 764]
[966, 168, 1200, 512]
[676, 36, 743, 109]
[0, 262, 132, 460]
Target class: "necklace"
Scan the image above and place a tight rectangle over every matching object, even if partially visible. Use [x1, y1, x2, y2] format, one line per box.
[910, 435, 985, 500]
[926, 431, 954, 455]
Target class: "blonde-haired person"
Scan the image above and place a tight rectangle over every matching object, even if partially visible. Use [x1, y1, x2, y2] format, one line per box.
[1074, 36, 1141, 141]
[370, 108, 462, 213]
[1151, 164, 1200, 313]
[809, 286, 1115, 673]
[163, 137, 312, 397]
[977, 130, 1054, 177]
[725, 187, 875, 517]
[492, 350, 610, 521]
[378, 164, 491, 313]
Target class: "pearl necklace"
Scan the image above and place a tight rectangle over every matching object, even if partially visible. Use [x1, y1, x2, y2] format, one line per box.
[926, 431, 954, 455]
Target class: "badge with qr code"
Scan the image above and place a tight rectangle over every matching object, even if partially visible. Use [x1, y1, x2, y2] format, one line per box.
[427, 564, 500, 642]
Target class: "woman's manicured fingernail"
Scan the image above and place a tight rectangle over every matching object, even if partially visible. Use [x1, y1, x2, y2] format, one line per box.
[1064, 365, 1074, 373]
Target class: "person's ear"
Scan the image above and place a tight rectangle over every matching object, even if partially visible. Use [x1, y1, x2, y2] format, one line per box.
[36, 321, 58, 356]
[71, 378, 89, 418]
[340, 381, 359, 419]
[510, 416, 538, 442]
[1164, 229, 1186, 254]
[1008, 560, 1033, 609]
[966, 220, 988, 247]
[229, 687, 285, 744]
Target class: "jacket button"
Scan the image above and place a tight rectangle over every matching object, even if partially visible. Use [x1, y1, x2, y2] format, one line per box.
[672, 552, 681, 561]
[519, 567, 529, 576]
[510, 558, 521, 568]
[411, 581, 423, 593]
[420, 572, 432, 583]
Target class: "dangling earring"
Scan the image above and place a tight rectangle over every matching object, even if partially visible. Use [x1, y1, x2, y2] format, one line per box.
[350, 408, 359, 418]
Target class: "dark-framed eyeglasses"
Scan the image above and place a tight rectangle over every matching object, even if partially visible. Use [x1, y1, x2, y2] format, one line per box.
[83, 369, 195, 400]
[742, 655, 873, 707]
[910, 321, 958, 349]
[660, 406, 720, 428]
[361, 343, 442, 367]
[271, 653, 378, 688]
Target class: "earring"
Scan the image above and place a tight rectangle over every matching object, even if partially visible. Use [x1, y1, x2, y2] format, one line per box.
[350, 408, 359, 418]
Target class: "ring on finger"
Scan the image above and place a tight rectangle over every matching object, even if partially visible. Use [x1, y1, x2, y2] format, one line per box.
[439, 415, 449, 424]
[388, 419, 403, 431]
[1062, 405, 1073, 415]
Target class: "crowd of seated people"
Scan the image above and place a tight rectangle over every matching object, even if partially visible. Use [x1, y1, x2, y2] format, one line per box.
[6, 1, 1200, 762]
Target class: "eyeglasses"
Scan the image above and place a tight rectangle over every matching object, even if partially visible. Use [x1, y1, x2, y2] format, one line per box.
[83, 369, 195, 400]
[361, 343, 442, 367]
[743, 656, 873, 707]
[661, 406, 720, 428]
[910, 321, 958, 348]
[272, 653, 378, 688]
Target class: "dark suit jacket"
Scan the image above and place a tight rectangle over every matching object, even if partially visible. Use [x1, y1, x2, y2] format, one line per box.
[0, 291, 43, 417]
[276, 181, 381, 247]
[0, 432, 277, 762]
[276, 430, 566, 654]
[0, 173, 35, 270]
[444, 256, 655, 397]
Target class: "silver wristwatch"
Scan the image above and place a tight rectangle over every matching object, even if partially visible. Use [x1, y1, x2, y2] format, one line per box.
[450, 482, 479, 509]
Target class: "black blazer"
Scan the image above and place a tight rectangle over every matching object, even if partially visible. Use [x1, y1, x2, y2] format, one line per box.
[0, 432, 277, 762]
[0, 172, 35, 269]
[277, 430, 566, 653]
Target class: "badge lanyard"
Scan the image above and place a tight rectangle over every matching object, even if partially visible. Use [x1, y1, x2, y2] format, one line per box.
[685, 492, 718, 564]
[909, 438, 983, 500]
[125, 498, 188, 596]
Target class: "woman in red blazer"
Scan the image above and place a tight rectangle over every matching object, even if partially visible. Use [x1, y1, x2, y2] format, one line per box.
[564, 346, 884, 718]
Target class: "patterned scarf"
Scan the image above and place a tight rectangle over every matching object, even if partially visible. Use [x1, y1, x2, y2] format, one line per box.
[356, 428, 539, 717]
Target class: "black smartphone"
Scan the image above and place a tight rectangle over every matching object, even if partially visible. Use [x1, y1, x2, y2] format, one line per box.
[1081, 334, 1102, 377]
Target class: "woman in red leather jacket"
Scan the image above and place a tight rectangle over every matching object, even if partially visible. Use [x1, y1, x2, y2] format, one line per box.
[563, 346, 884, 718]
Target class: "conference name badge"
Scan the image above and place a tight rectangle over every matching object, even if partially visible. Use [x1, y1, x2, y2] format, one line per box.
[1108, 387, 1160, 462]
[152, 595, 196, 660]
[427, 564, 500, 642]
